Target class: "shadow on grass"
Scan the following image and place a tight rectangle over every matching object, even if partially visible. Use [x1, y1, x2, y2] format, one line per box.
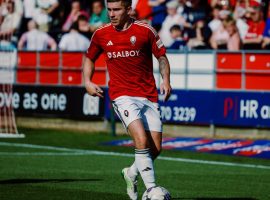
[0, 178, 102, 185]
[0, 184, 128, 200]
[173, 198, 257, 200]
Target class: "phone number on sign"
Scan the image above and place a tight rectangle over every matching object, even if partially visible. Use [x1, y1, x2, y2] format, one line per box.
[160, 106, 196, 122]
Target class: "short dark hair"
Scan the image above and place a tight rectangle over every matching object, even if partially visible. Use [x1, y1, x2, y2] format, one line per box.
[107, 0, 132, 8]
[77, 14, 88, 22]
[170, 25, 182, 33]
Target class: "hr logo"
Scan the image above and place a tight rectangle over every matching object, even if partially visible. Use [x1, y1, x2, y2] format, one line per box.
[224, 97, 270, 119]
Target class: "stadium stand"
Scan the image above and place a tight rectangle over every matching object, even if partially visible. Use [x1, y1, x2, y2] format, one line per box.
[0, 0, 269, 51]
[0, 0, 270, 90]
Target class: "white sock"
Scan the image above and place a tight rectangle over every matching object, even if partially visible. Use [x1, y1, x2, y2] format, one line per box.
[128, 162, 139, 181]
[135, 148, 156, 189]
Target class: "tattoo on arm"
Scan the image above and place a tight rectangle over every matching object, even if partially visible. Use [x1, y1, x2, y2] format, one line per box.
[158, 56, 170, 80]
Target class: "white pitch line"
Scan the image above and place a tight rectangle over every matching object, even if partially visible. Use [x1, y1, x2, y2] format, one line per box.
[0, 152, 88, 156]
[0, 142, 270, 170]
[0, 142, 76, 152]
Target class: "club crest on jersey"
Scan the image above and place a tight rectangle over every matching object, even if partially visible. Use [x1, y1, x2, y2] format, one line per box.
[130, 36, 136, 46]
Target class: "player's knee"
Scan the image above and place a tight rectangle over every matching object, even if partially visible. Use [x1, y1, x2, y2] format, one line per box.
[134, 136, 149, 149]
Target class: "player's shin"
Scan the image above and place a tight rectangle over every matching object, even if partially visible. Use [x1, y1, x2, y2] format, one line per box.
[135, 148, 156, 189]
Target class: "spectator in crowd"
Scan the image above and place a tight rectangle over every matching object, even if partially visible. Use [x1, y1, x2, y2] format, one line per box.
[1, 0, 269, 51]
[210, 16, 241, 50]
[187, 18, 211, 49]
[224, 17, 241, 50]
[182, 0, 208, 41]
[20, 0, 36, 35]
[133, 0, 152, 21]
[89, 0, 109, 32]
[62, 0, 89, 32]
[209, 7, 232, 49]
[208, 5, 222, 32]
[210, 18, 229, 49]
[18, 19, 57, 50]
[168, 24, 186, 50]
[208, 0, 236, 9]
[159, 0, 187, 47]
[32, 0, 59, 32]
[9, 0, 23, 17]
[148, 0, 167, 32]
[262, 5, 270, 49]
[0, 0, 23, 17]
[0, 0, 21, 43]
[233, 0, 249, 19]
[58, 21, 89, 51]
[49, 0, 71, 40]
[233, 0, 249, 40]
[243, 5, 265, 49]
[176, 0, 186, 15]
[77, 14, 92, 39]
[182, 0, 207, 26]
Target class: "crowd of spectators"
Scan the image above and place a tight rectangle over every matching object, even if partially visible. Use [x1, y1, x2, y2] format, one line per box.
[0, 0, 270, 51]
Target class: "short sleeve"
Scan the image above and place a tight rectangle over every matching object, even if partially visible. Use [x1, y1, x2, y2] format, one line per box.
[149, 26, 166, 59]
[86, 31, 103, 61]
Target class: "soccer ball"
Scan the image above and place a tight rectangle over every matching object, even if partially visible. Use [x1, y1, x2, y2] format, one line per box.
[142, 186, 171, 200]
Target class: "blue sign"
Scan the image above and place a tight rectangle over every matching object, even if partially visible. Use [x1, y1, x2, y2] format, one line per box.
[105, 89, 270, 128]
[213, 91, 270, 127]
[159, 90, 270, 128]
[158, 90, 213, 125]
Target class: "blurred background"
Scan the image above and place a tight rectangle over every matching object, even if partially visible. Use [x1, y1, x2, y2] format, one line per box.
[0, 1, 270, 199]
[0, 0, 270, 138]
[0, 0, 270, 137]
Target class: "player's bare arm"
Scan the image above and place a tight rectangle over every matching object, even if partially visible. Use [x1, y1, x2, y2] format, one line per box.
[83, 57, 104, 98]
[158, 55, 171, 101]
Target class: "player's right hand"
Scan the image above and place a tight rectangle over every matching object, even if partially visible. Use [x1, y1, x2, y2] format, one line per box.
[85, 82, 104, 98]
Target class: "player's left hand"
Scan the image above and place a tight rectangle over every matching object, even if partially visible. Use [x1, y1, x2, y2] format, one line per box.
[160, 82, 171, 102]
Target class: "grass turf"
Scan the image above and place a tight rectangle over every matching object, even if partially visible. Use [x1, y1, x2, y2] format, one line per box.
[0, 128, 269, 200]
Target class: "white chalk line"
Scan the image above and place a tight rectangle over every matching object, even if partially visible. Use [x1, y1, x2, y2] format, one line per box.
[0, 142, 270, 170]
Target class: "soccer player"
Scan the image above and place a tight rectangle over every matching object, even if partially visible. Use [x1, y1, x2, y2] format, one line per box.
[83, 0, 171, 199]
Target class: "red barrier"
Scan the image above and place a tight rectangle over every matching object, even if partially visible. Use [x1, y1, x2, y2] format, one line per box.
[16, 51, 107, 86]
[15, 51, 269, 90]
[62, 52, 84, 85]
[216, 53, 242, 89]
[39, 52, 59, 84]
[245, 53, 270, 90]
[62, 52, 84, 67]
[17, 51, 37, 83]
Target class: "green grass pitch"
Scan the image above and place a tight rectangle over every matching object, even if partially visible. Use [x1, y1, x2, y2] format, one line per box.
[0, 128, 270, 200]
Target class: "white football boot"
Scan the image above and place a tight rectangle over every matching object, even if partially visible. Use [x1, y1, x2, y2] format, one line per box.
[121, 167, 138, 200]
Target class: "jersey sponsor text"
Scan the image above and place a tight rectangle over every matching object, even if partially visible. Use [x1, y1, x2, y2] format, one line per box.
[107, 50, 140, 59]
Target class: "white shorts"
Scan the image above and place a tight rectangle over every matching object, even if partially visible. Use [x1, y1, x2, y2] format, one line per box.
[112, 96, 162, 133]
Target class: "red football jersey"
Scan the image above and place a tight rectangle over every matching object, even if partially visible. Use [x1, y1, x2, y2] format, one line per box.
[86, 20, 166, 102]
[245, 20, 265, 39]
